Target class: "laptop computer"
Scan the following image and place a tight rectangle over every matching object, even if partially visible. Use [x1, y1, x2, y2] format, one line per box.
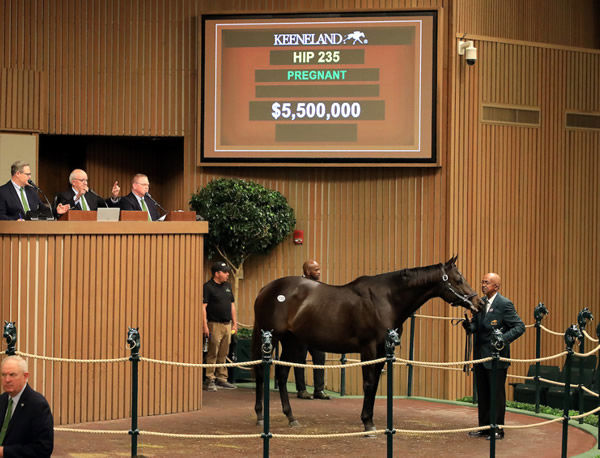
[97, 207, 120, 221]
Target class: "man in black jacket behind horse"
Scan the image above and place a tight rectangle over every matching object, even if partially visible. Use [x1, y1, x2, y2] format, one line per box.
[463, 272, 525, 440]
[295, 260, 330, 400]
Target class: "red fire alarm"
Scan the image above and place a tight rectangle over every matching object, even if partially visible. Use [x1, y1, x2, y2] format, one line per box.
[293, 229, 304, 245]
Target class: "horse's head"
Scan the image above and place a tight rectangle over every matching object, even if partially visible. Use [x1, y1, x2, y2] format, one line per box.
[577, 307, 594, 331]
[439, 255, 483, 314]
[127, 327, 140, 352]
[3, 321, 16, 344]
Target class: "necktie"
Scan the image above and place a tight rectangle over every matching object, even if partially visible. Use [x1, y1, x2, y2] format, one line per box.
[0, 397, 13, 444]
[484, 297, 491, 314]
[19, 188, 30, 213]
[140, 198, 152, 221]
[81, 196, 88, 211]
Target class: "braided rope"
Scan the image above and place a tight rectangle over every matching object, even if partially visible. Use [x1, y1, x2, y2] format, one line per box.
[499, 352, 568, 363]
[525, 323, 536, 328]
[54, 427, 127, 434]
[139, 356, 261, 368]
[539, 325, 564, 336]
[570, 405, 600, 418]
[501, 417, 563, 429]
[142, 430, 262, 439]
[582, 330, 599, 343]
[580, 385, 599, 397]
[573, 344, 600, 357]
[395, 356, 492, 367]
[273, 358, 386, 369]
[413, 314, 459, 321]
[14, 351, 129, 364]
[507, 374, 532, 381]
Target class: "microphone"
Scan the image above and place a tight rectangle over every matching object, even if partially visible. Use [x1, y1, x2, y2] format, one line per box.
[88, 188, 109, 208]
[26, 179, 55, 220]
[145, 192, 167, 215]
[27, 178, 40, 190]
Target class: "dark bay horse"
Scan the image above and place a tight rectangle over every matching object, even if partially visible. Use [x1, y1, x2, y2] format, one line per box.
[252, 256, 483, 431]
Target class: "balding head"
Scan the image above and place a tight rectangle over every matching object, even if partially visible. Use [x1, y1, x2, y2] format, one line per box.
[302, 260, 321, 281]
[481, 272, 501, 298]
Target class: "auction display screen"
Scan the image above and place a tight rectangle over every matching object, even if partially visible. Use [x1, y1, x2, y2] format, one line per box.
[201, 13, 437, 164]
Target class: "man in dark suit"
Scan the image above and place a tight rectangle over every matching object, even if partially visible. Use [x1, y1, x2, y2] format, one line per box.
[118, 173, 161, 221]
[464, 272, 525, 440]
[54, 168, 120, 216]
[0, 161, 60, 220]
[295, 260, 330, 400]
[0, 355, 53, 457]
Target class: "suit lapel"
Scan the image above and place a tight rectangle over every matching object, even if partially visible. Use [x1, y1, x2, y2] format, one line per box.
[8, 184, 26, 213]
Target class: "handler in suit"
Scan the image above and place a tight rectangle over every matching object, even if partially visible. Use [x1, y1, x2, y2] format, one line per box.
[464, 272, 525, 440]
[0, 161, 57, 220]
[0, 355, 53, 457]
[54, 168, 120, 216]
[118, 173, 161, 221]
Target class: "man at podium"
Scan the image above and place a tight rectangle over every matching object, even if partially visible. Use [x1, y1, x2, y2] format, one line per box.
[118, 174, 161, 221]
[0, 161, 63, 220]
[54, 169, 120, 216]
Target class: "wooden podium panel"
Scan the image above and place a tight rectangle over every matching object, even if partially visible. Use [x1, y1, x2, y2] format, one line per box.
[165, 211, 196, 221]
[59, 210, 97, 221]
[120, 210, 149, 221]
[0, 221, 208, 425]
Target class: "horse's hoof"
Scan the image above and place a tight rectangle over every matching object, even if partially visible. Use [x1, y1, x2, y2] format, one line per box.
[363, 425, 376, 437]
[256, 420, 264, 427]
[289, 420, 301, 427]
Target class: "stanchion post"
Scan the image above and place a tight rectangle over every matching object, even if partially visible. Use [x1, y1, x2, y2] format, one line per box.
[407, 314, 416, 396]
[261, 330, 273, 458]
[489, 326, 504, 458]
[340, 353, 347, 397]
[562, 325, 582, 458]
[273, 341, 279, 390]
[596, 323, 600, 449]
[2, 321, 17, 356]
[576, 307, 593, 424]
[385, 329, 399, 458]
[127, 327, 141, 458]
[533, 303, 548, 413]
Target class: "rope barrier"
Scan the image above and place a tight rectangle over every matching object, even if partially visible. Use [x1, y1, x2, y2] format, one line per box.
[273, 358, 386, 369]
[413, 314, 460, 321]
[580, 385, 599, 398]
[499, 352, 568, 364]
[55, 427, 127, 434]
[14, 351, 129, 364]
[582, 330, 599, 343]
[573, 344, 600, 357]
[139, 356, 262, 368]
[539, 325, 565, 336]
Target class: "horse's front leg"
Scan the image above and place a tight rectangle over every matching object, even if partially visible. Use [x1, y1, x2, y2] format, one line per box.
[360, 352, 385, 432]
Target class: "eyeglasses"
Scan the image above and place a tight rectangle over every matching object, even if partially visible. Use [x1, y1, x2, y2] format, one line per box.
[73, 178, 88, 183]
[19, 171, 32, 176]
[135, 182, 150, 187]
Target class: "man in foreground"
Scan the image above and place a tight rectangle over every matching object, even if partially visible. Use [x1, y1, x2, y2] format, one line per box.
[0, 355, 53, 457]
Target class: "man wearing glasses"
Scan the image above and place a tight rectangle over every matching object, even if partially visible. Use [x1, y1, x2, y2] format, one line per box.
[54, 169, 120, 215]
[0, 161, 59, 220]
[118, 173, 160, 221]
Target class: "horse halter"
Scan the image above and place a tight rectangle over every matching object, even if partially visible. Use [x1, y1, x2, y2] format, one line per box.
[440, 266, 477, 307]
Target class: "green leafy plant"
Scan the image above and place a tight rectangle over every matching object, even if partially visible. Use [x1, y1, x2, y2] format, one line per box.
[190, 178, 296, 294]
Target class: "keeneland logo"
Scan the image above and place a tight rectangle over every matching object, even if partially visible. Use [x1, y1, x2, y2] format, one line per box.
[273, 31, 368, 46]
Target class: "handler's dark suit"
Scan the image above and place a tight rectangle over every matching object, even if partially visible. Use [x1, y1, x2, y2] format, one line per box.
[465, 293, 525, 431]
[0, 384, 53, 457]
[118, 192, 160, 221]
[0, 181, 42, 220]
[54, 188, 114, 215]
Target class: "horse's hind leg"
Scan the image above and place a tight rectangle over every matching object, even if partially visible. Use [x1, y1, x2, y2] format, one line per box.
[277, 337, 301, 427]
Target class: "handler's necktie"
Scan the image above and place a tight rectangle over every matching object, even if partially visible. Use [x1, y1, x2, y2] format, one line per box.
[81, 196, 89, 211]
[0, 397, 13, 444]
[140, 198, 152, 221]
[19, 188, 30, 213]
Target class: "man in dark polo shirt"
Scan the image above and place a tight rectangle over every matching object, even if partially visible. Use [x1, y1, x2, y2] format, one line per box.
[203, 261, 238, 391]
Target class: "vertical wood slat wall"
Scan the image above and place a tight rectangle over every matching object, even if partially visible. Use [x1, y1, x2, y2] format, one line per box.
[0, 224, 205, 425]
[0, 0, 598, 410]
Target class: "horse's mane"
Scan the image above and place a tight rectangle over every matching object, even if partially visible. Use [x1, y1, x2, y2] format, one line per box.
[345, 263, 442, 288]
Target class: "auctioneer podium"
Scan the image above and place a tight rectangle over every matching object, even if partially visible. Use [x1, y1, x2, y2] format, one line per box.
[0, 219, 208, 425]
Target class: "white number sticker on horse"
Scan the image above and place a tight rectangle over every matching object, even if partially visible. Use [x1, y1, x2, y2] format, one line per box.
[277, 295, 286, 302]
